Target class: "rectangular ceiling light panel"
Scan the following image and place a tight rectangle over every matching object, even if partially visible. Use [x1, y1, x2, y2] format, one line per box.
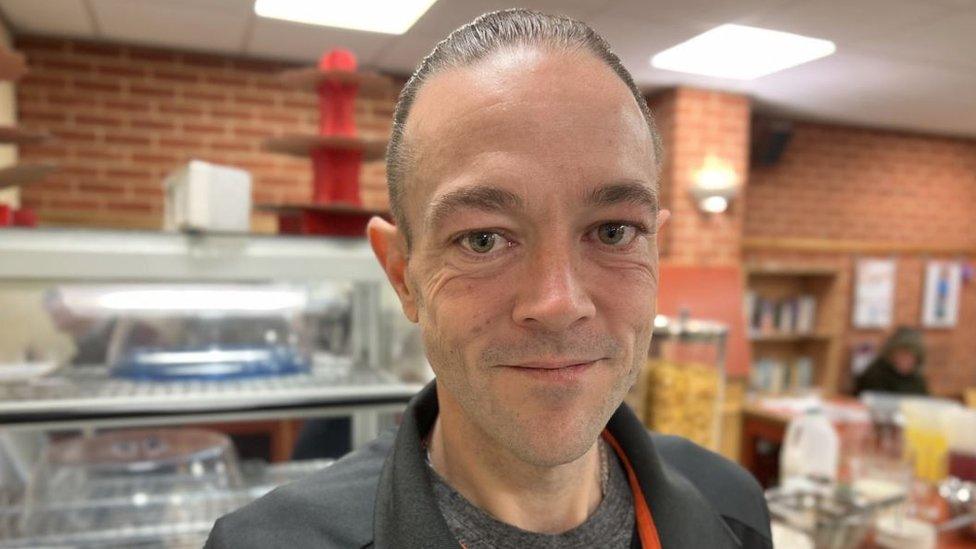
[254, 0, 439, 34]
[651, 24, 836, 80]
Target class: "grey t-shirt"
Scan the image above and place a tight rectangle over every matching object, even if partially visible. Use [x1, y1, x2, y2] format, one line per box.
[428, 440, 634, 548]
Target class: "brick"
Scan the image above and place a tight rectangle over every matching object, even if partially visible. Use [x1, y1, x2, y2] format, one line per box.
[19, 73, 69, 88]
[158, 103, 204, 116]
[182, 122, 224, 136]
[77, 181, 126, 195]
[181, 88, 227, 102]
[228, 58, 283, 73]
[206, 73, 248, 87]
[47, 93, 99, 109]
[51, 127, 98, 141]
[232, 91, 274, 107]
[74, 77, 123, 93]
[158, 137, 205, 149]
[104, 133, 152, 146]
[129, 84, 175, 99]
[129, 117, 176, 131]
[151, 69, 199, 84]
[104, 98, 150, 112]
[76, 113, 123, 126]
[72, 146, 127, 162]
[97, 64, 146, 78]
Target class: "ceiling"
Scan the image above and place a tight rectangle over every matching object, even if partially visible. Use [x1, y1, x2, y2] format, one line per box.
[2, 0, 975, 139]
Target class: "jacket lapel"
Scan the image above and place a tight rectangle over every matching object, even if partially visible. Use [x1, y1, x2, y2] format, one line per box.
[372, 383, 458, 548]
[607, 404, 742, 548]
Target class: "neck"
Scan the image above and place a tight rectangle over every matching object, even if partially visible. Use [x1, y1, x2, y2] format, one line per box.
[427, 386, 604, 534]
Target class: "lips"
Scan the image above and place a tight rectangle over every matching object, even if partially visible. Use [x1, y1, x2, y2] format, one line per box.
[502, 359, 601, 383]
[512, 359, 601, 370]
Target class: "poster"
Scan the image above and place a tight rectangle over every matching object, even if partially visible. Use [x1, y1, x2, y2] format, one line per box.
[922, 260, 962, 328]
[853, 258, 896, 329]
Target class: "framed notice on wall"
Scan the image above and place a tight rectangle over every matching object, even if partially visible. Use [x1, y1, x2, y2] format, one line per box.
[853, 258, 896, 329]
[922, 260, 962, 328]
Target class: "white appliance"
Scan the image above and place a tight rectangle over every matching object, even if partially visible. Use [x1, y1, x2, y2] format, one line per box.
[164, 160, 252, 233]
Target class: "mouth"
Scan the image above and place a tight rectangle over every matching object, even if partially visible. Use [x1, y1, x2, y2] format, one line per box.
[501, 359, 601, 382]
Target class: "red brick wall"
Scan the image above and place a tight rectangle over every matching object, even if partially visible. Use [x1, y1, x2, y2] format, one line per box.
[15, 36, 398, 230]
[745, 123, 976, 396]
[746, 123, 976, 249]
[649, 88, 751, 266]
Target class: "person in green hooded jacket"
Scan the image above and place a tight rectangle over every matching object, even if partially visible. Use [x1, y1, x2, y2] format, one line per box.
[855, 326, 930, 396]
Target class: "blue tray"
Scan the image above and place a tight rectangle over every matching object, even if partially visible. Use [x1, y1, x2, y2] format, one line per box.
[110, 345, 310, 381]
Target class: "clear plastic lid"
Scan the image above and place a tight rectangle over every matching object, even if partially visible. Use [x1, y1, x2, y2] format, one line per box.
[92, 285, 313, 380]
[24, 429, 242, 511]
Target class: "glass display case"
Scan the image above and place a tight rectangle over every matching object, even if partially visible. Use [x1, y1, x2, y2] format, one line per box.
[0, 228, 429, 546]
[1, 428, 333, 547]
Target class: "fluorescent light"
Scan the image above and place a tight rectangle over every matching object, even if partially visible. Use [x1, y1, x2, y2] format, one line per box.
[651, 24, 835, 80]
[254, 0, 439, 35]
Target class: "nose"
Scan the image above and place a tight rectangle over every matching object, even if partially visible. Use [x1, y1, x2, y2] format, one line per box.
[512, 244, 596, 332]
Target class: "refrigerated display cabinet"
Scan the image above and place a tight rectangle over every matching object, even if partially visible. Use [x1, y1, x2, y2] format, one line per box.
[0, 228, 428, 545]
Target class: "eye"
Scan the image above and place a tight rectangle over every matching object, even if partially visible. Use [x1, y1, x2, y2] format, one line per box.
[460, 231, 504, 254]
[595, 223, 637, 246]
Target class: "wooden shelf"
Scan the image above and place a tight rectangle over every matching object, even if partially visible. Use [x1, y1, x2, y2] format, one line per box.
[0, 47, 27, 82]
[0, 126, 51, 145]
[256, 202, 388, 216]
[262, 134, 387, 161]
[744, 236, 976, 256]
[749, 332, 835, 343]
[746, 265, 839, 277]
[277, 68, 391, 97]
[0, 162, 57, 189]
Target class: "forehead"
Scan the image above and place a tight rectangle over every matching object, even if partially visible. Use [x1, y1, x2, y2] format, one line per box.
[401, 47, 656, 226]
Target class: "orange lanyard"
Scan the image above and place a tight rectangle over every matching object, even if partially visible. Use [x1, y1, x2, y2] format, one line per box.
[603, 430, 663, 549]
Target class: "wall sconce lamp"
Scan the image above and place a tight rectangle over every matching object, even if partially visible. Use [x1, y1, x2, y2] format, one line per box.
[690, 157, 740, 213]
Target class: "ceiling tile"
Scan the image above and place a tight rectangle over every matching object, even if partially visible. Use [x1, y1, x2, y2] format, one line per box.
[851, 11, 976, 71]
[743, 0, 956, 46]
[599, 0, 795, 27]
[89, 0, 251, 53]
[0, 0, 94, 36]
[246, 16, 392, 64]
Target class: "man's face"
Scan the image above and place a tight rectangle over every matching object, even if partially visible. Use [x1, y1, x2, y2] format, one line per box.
[374, 47, 666, 467]
[890, 348, 918, 375]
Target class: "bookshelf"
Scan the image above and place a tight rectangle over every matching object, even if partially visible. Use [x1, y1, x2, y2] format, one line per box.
[745, 266, 843, 396]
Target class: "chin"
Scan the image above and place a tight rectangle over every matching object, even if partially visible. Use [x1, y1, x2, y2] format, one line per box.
[494, 402, 612, 467]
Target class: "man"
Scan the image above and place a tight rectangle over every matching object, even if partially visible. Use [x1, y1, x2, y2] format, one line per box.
[855, 326, 929, 396]
[207, 9, 771, 548]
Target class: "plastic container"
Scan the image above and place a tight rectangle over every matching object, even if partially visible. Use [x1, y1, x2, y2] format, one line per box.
[626, 313, 727, 451]
[100, 285, 312, 381]
[21, 429, 242, 535]
[781, 408, 840, 484]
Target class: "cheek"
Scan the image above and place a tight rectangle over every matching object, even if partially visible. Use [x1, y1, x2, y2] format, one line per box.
[590, 264, 658, 323]
[419, 269, 514, 356]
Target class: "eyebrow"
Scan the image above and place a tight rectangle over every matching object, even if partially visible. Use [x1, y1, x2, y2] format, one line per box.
[425, 185, 524, 231]
[586, 181, 659, 214]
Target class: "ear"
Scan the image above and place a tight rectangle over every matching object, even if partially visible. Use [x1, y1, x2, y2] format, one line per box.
[367, 216, 419, 323]
[655, 209, 671, 232]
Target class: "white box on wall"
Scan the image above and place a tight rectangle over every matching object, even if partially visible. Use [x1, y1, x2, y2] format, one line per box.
[164, 160, 252, 233]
